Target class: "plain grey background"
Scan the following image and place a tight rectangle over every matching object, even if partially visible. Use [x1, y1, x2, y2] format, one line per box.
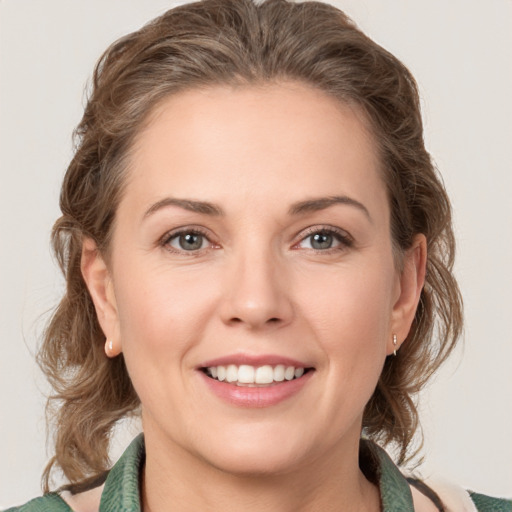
[1, 0, 511, 507]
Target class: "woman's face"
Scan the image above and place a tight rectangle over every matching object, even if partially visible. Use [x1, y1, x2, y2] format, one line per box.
[85, 83, 423, 475]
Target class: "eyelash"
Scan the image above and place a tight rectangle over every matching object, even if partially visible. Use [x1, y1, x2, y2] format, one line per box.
[160, 227, 216, 254]
[159, 225, 353, 255]
[293, 226, 354, 253]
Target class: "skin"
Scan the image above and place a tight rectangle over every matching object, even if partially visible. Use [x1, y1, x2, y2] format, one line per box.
[82, 82, 426, 512]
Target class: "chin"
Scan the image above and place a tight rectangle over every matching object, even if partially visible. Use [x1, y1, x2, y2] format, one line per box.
[192, 424, 314, 476]
[204, 446, 303, 477]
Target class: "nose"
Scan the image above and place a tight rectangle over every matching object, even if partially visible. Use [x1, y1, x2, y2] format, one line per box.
[219, 248, 294, 330]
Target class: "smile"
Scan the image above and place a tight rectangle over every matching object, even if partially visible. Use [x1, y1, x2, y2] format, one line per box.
[203, 364, 310, 386]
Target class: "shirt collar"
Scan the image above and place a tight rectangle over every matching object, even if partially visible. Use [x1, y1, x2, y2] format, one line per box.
[99, 434, 145, 512]
[362, 440, 415, 511]
[98, 434, 415, 512]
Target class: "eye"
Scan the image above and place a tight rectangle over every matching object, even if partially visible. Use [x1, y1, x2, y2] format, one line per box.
[163, 229, 211, 252]
[306, 231, 337, 250]
[296, 227, 352, 251]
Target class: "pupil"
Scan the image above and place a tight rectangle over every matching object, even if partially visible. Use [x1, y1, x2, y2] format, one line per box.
[312, 232, 332, 250]
[179, 233, 202, 250]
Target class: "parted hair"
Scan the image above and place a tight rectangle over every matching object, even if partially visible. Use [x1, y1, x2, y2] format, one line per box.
[39, 0, 463, 491]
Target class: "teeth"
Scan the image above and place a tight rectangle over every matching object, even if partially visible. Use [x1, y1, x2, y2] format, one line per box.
[284, 366, 295, 381]
[205, 364, 308, 385]
[226, 364, 238, 383]
[274, 364, 285, 382]
[255, 365, 274, 384]
[238, 365, 255, 383]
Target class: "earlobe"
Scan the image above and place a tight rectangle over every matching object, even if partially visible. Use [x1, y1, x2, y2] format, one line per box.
[81, 237, 122, 357]
[389, 234, 427, 354]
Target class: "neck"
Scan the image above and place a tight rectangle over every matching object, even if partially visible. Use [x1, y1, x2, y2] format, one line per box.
[141, 428, 380, 512]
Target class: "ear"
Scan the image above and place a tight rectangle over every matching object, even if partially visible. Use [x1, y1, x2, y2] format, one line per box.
[81, 237, 122, 357]
[389, 234, 427, 355]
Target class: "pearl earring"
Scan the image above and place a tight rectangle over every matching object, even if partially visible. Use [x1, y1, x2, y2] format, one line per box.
[393, 334, 398, 356]
[105, 339, 113, 356]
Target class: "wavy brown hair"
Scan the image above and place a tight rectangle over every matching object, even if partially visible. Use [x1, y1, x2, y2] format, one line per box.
[38, 0, 463, 492]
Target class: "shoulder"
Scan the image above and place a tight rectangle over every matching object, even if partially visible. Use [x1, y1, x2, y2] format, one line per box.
[4, 480, 105, 512]
[421, 476, 512, 512]
[469, 491, 512, 512]
[3, 493, 71, 512]
[3, 436, 144, 512]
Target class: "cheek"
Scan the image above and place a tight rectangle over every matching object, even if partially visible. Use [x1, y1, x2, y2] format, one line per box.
[296, 258, 395, 393]
[298, 260, 396, 345]
[312, 288, 390, 384]
[111, 264, 223, 426]
[111, 259, 222, 373]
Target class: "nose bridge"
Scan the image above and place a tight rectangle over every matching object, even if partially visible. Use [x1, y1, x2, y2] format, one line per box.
[220, 238, 293, 328]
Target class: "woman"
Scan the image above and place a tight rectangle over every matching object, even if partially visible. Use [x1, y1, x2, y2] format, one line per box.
[4, 0, 511, 511]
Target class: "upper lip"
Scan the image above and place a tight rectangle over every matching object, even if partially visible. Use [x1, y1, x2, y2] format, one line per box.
[199, 354, 313, 368]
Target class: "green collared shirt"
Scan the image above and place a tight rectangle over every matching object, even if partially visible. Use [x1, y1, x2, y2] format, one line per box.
[5, 435, 511, 511]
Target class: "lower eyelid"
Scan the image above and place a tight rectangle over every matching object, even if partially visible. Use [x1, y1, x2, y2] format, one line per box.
[159, 227, 352, 252]
[160, 228, 213, 249]
[295, 227, 353, 248]
[171, 233, 207, 250]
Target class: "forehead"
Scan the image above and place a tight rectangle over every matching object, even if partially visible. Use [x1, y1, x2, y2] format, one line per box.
[125, 82, 387, 219]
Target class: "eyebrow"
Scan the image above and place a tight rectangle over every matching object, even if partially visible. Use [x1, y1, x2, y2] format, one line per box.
[143, 197, 224, 218]
[143, 195, 371, 221]
[288, 195, 372, 222]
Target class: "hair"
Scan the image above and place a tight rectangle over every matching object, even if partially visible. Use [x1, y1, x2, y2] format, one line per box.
[38, 0, 463, 492]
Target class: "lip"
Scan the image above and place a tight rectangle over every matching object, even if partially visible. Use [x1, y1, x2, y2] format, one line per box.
[198, 368, 314, 409]
[199, 354, 311, 368]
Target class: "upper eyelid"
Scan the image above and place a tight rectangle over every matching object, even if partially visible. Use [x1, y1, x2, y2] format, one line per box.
[293, 227, 355, 254]
[295, 225, 353, 242]
[158, 224, 353, 248]
[160, 226, 214, 246]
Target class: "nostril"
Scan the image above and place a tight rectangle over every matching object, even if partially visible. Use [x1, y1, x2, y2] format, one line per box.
[228, 316, 281, 326]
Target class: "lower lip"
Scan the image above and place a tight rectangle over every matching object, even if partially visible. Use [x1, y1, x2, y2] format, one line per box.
[199, 371, 314, 408]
